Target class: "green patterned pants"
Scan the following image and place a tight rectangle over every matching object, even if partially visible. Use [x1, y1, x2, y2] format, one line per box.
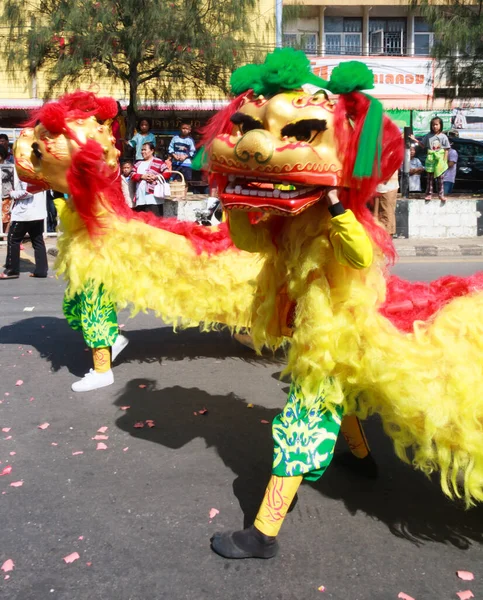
[63, 282, 119, 349]
[272, 382, 343, 481]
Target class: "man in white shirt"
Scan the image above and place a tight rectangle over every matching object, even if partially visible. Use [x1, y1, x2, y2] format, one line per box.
[1, 178, 48, 279]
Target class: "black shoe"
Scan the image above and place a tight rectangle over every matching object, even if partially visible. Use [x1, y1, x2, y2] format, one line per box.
[211, 525, 279, 559]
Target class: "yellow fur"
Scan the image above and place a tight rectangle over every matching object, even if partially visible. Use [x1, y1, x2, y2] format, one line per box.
[54, 199, 262, 330]
[234, 203, 483, 506]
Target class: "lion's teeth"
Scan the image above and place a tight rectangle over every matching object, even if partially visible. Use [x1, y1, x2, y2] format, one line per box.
[242, 189, 250, 196]
[272, 189, 280, 198]
[235, 186, 242, 194]
[226, 186, 234, 194]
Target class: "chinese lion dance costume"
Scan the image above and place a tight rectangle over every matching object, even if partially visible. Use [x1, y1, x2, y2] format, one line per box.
[13, 48, 483, 560]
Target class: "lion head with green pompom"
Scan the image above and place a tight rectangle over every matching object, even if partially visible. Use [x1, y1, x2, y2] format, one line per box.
[198, 48, 403, 252]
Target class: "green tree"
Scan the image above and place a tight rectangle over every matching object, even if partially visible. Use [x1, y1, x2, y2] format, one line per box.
[416, 0, 483, 97]
[2, 0, 265, 134]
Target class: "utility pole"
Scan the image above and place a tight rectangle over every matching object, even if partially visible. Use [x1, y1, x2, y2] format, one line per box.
[275, 0, 283, 48]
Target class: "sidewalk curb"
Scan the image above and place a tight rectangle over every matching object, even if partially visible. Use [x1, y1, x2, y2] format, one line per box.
[395, 243, 483, 257]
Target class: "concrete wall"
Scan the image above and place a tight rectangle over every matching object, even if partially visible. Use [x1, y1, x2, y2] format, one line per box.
[397, 198, 482, 238]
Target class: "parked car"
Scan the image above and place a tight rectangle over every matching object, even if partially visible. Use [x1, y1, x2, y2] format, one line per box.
[414, 136, 483, 193]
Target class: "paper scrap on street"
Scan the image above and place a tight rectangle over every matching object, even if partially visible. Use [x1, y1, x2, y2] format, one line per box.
[63, 552, 80, 564]
[457, 572, 475, 581]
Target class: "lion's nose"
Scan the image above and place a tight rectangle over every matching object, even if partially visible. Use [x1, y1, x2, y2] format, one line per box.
[234, 130, 274, 165]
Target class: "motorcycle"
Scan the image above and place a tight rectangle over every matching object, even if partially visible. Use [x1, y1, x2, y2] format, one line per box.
[194, 197, 223, 226]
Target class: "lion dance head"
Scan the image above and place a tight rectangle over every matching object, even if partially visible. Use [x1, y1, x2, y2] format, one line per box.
[200, 49, 404, 256]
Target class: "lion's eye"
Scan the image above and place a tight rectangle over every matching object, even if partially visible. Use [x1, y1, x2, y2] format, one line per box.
[230, 112, 263, 135]
[281, 119, 327, 143]
[31, 142, 42, 160]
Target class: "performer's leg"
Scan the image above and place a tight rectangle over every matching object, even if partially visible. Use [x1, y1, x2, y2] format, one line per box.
[211, 381, 342, 559]
[335, 415, 378, 478]
[70, 283, 121, 392]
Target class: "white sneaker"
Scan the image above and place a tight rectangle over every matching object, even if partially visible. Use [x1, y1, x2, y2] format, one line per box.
[71, 369, 114, 392]
[112, 334, 129, 362]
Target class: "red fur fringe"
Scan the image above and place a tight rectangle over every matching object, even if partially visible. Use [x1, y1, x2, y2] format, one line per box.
[380, 273, 483, 331]
[66, 137, 235, 254]
[333, 92, 404, 263]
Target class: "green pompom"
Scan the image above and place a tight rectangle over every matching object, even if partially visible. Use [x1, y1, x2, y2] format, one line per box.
[230, 64, 263, 96]
[230, 48, 328, 97]
[327, 61, 375, 95]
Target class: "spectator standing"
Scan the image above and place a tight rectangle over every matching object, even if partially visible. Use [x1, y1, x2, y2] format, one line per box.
[0, 134, 14, 164]
[409, 146, 424, 192]
[373, 170, 399, 237]
[169, 123, 196, 189]
[1, 177, 48, 279]
[112, 102, 127, 157]
[410, 117, 449, 202]
[120, 161, 136, 208]
[131, 142, 170, 217]
[45, 189, 58, 232]
[443, 139, 458, 196]
[1, 146, 14, 235]
[128, 118, 156, 161]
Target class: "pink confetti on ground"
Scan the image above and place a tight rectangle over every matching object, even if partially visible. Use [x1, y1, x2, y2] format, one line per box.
[2, 427, 11, 433]
[41, 325, 45, 328]
[260, 419, 270, 424]
[27, 350, 32, 354]
[96, 442, 108, 450]
[97, 426, 108, 434]
[457, 592, 474, 600]
[133, 422, 145, 428]
[398, 594, 415, 600]
[72, 451, 84, 456]
[317, 585, 326, 592]
[4, 436, 12, 440]
[193, 412, 198, 416]
[123, 447, 129, 452]
[198, 408, 208, 415]
[4, 393, 9, 396]
[29, 397, 34, 402]
[51, 442, 58, 446]
[63, 552, 80, 564]
[119, 324, 125, 328]
[138, 384, 147, 389]
[78, 536, 84, 540]
[15, 380, 23, 386]
[4, 575, 10, 580]
[1, 559, 14, 573]
[13, 296, 19, 300]
[457, 572, 475, 582]
[209, 508, 220, 519]
[120, 406, 130, 410]
[0, 466, 13, 476]
[86, 562, 92, 567]
[9, 452, 16, 456]
[92, 435, 108, 441]
[38, 422, 50, 430]
[10, 481, 23, 487]
[146, 420, 155, 428]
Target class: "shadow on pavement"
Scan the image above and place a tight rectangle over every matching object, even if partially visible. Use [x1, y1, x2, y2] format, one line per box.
[0, 317, 281, 377]
[114, 380, 483, 550]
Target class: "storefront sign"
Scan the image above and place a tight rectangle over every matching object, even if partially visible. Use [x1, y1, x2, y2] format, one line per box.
[311, 57, 434, 98]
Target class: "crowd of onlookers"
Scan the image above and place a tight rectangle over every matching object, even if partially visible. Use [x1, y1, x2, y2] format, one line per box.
[373, 118, 459, 237]
[115, 117, 208, 216]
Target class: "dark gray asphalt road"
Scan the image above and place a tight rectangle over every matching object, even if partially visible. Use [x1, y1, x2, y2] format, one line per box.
[1, 255, 482, 600]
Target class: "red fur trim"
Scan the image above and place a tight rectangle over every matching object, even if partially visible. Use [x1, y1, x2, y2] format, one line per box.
[380, 273, 483, 331]
[197, 93, 250, 150]
[66, 138, 235, 253]
[333, 92, 404, 263]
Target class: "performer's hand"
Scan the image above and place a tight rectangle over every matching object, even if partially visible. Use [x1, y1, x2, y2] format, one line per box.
[326, 187, 340, 206]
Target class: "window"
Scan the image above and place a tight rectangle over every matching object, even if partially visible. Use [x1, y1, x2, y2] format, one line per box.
[414, 18, 434, 56]
[282, 34, 297, 49]
[325, 17, 362, 55]
[283, 33, 318, 55]
[369, 18, 406, 55]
